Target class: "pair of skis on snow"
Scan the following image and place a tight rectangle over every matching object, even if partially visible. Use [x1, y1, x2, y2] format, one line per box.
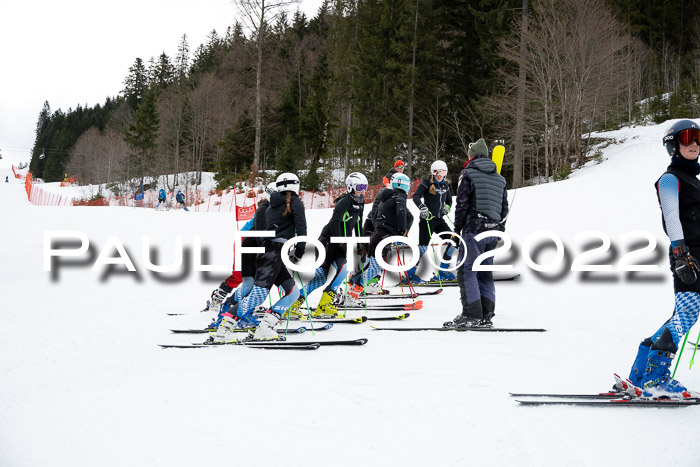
[514, 373, 700, 407]
[404, 274, 520, 288]
[159, 337, 369, 350]
[512, 391, 700, 407]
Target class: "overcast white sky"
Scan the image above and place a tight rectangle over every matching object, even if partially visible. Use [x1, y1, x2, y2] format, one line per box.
[0, 0, 324, 167]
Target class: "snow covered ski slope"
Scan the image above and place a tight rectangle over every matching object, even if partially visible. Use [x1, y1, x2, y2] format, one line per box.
[2, 121, 700, 466]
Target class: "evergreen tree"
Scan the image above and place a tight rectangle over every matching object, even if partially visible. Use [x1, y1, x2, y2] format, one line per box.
[123, 58, 149, 110]
[150, 52, 175, 90]
[175, 34, 190, 83]
[124, 87, 160, 187]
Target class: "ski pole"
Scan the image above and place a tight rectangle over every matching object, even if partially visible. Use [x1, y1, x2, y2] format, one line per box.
[672, 332, 690, 379]
[690, 330, 700, 369]
[290, 230, 315, 334]
[425, 212, 443, 288]
[293, 269, 315, 334]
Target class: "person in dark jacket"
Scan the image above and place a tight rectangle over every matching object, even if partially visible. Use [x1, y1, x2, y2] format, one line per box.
[618, 120, 700, 399]
[382, 160, 405, 188]
[346, 173, 414, 305]
[208, 183, 277, 329]
[403, 160, 454, 284]
[286, 173, 368, 318]
[213, 173, 306, 342]
[445, 139, 508, 328]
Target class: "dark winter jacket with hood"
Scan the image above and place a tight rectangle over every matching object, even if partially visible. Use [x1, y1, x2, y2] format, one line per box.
[265, 191, 307, 252]
[454, 154, 508, 234]
[320, 193, 364, 243]
[412, 176, 452, 219]
[252, 199, 270, 246]
[374, 188, 414, 236]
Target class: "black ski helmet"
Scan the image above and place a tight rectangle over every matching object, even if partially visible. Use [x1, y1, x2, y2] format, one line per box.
[663, 119, 700, 157]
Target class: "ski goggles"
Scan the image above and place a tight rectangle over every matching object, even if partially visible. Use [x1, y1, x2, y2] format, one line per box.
[677, 128, 700, 146]
[355, 184, 368, 193]
[433, 169, 447, 176]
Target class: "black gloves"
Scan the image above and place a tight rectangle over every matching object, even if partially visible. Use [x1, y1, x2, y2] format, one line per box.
[419, 204, 430, 219]
[289, 244, 305, 264]
[672, 244, 698, 285]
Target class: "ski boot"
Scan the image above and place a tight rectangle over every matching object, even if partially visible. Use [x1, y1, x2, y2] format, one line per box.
[627, 341, 652, 387]
[207, 286, 230, 313]
[431, 271, 457, 282]
[209, 300, 239, 329]
[311, 290, 344, 318]
[211, 314, 246, 344]
[252, 312, 282, 341]
[335, 287, 364, 307]
[281, 297, 306, 320]
[443, 313, 485, 328]
[347, 284, 365, 304]
[641, 350, 694, 399]
[400, 274, 425, 285]
[364, 276, 383, 294]
[479, 299, 495, 328]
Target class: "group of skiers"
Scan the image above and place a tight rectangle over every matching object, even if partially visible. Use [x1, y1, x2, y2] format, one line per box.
[203, 138, 509, 345]
[193, 122, 700, 401]
[156, 188, 187, 210]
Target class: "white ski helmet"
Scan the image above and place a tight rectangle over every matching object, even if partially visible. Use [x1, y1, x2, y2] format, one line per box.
[275, 172, 300, 194]
[391, 173, 411, 194]
[431, 160, 448, 174]
[345, 172, 369, 194]
[260, 182, 276, 201]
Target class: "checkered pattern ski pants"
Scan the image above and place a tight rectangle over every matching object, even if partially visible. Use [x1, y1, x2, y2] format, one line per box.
[650, 292, 700, 345]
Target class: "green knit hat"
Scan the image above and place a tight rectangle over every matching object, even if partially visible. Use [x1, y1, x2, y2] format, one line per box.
[468, 138, 489, 158]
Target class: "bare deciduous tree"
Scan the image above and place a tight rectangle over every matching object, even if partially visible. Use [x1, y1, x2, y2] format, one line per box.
[234, 0, 300, 172]
[493, 0, 645, 183]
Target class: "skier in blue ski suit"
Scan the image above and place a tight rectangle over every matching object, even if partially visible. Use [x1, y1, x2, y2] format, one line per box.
[157, 189, 167, 207]
[623, 119, 700, 399]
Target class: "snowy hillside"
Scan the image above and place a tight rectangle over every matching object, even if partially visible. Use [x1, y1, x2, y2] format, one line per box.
[2, 121, 700, 467]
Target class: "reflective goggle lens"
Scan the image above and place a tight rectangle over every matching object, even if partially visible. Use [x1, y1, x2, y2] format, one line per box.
[434, 169, 447, 176]
[677, 128, 700, 146]
[355, 184, 368, 193]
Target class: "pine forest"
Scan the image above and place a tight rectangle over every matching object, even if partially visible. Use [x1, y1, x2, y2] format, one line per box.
[28, 0, 700, 192]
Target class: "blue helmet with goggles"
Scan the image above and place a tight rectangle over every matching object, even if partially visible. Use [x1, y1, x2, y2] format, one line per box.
[663, 119, 700, 157]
